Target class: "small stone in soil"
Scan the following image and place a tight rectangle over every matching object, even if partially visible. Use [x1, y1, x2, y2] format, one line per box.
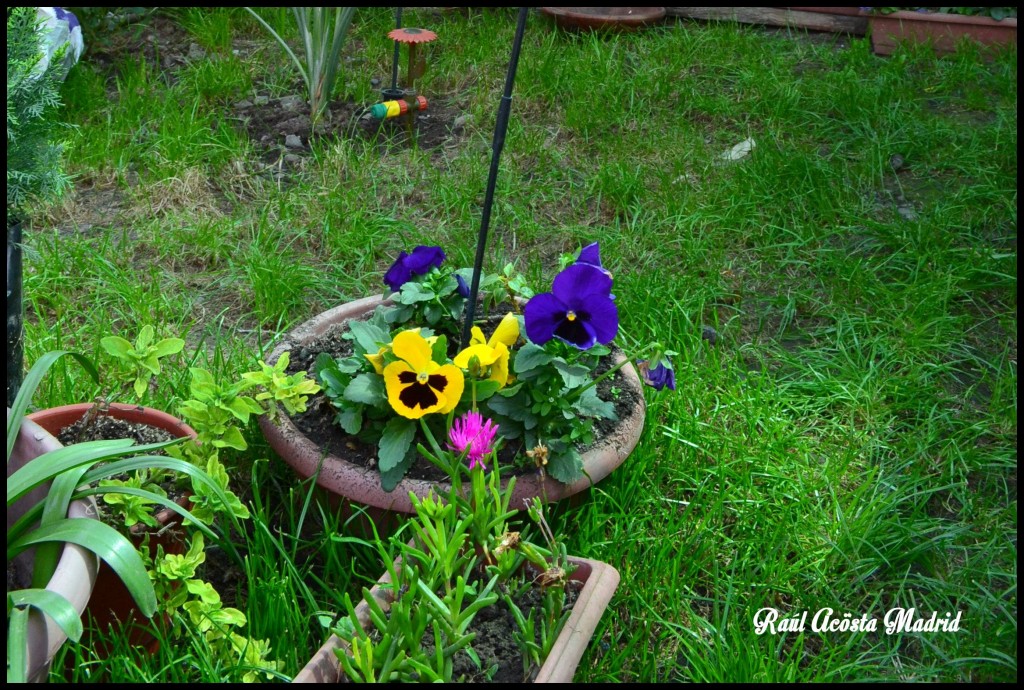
[279, 95, 304, 111]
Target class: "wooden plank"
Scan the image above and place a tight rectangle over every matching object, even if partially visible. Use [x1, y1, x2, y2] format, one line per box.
[665, 7, 868, 35]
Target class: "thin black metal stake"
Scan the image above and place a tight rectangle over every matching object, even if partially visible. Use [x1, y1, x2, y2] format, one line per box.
[461, 6, 529, 350]
[390, 7, 403, 91]
[7, 221, 24, 406]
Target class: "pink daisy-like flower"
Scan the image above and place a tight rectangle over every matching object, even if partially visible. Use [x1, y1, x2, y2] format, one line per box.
[448, 410, 498, 471]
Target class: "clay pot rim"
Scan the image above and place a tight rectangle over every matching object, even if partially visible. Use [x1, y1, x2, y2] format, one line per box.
[259, 295, 647, 514]
[26, 402, 198, 440]
[540, 7, 668, 31]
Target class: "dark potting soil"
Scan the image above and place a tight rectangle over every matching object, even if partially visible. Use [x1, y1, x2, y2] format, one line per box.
[284, 311, 642, 486]
[55, 414, 177, 446]
[361, 571, 583, 683]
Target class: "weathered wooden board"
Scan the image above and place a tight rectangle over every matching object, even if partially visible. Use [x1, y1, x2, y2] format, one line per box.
[665, 7, 868, 35]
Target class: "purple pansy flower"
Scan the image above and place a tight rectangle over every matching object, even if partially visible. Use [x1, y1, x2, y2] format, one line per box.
[575, 242, 615, 299]
[383, 245, 446, 292]
[638, 359, 676, 391]
[576, 242, 605, 272]
[455, 273, 470, 298]
[524, 263, 618, 349]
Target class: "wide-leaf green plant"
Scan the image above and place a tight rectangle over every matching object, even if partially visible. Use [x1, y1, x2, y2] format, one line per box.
[6, 351, 241, 683]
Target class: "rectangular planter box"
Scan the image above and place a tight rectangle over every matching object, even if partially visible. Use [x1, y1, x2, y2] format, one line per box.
[864, 10, 1017, 56]
[293, 556, 620, 683]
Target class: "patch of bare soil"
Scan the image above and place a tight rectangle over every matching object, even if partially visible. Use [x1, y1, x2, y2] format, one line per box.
[236, 92, 470, 168]
[86, 13, 199, 79]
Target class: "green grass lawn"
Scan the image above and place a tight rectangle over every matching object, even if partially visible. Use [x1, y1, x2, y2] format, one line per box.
[19, 7, 1016, 682]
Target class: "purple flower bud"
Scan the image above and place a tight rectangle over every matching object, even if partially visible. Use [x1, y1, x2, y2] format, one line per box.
[383, 246, 446, 292]
[638, 359, 676, 391]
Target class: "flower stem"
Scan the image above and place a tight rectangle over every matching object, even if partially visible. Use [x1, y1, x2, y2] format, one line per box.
[571, 342, 659, 400]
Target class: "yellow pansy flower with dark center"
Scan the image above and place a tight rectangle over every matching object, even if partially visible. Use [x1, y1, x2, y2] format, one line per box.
[366, 329, 438, 375]
[383, 331, 464, 419]
[454, 313, 519, 387]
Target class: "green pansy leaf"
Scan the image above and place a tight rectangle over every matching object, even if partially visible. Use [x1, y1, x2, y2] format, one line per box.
[347, 319, 391, 356]
[513, 344, 554, 374]
[344, 373, 385, 406]
[430, 335, 448, 366]
[337, 356, 366, 374]
[378, 417, 416, 473]
[553, 360, 590, 389]
[423, 303, 443, 324]
[472, 379, 503, 402]
[337, 408, 363, 435]
[380, 447, 417, 492]
[575, 386, 617, 419]
[545, 446, 584, 484]
[397, 281, 435, 305]
[486, 391, 534, 424]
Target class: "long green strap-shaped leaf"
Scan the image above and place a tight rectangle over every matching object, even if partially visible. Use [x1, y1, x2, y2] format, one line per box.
[317, 7, 356, 122]
[28, 440, 183, 585]
[7, 438, 134, 505]
[9, 588, 84, 643]
[6, 350, 98, 463]
[29, 436, 183, 581]
[31, 463, 94, 589]
[7, 518, 157, 617]
[10, 455, 241, 563]
[80, 454, 248, 567]
[244, 6, 355, 125]
[7, 604, 30, 683]
[6, 438, 176, 507]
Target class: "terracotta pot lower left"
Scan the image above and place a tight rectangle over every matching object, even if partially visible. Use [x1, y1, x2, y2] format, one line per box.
[27, 403, 197, 655]
[7, 411, 100, 682]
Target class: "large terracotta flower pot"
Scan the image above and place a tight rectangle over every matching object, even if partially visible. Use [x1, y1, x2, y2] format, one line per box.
[7, 411, 100, 683]
[259, 296, 647, 519]
[26, 403, 197, 651]
[862, 9, 1017, 56]
[294, 555, 620, 683]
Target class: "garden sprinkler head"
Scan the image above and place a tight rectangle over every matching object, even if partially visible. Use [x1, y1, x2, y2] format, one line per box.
[387, 27, 437, 95]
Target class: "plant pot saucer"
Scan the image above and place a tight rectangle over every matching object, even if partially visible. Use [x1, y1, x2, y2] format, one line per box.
[258, 295, 647, 519]
[540, 7, 667, 31]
